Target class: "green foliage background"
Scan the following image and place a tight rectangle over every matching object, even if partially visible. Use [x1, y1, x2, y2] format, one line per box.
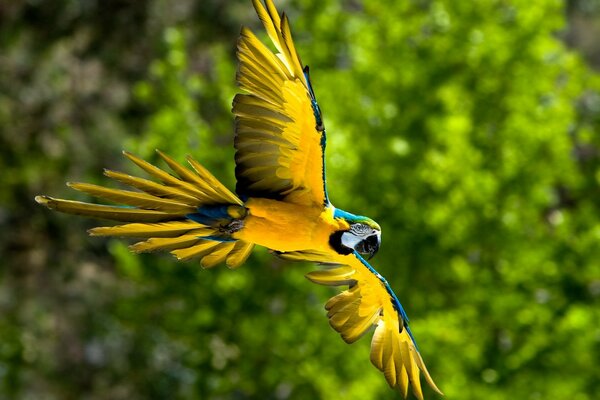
[2, 0, 599, 399]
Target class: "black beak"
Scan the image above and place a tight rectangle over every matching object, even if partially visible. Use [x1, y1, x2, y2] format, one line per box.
[356, 234, 381, 260]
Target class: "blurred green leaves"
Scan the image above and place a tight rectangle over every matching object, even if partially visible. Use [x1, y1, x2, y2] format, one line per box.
[2, 0, 600, 399]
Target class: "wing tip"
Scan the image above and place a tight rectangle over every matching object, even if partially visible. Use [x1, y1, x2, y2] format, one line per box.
[35, 195, 50, 206]
[122, 150, 139, 163]
[128, 242, 148, 254]
[87, 226, 107, 237]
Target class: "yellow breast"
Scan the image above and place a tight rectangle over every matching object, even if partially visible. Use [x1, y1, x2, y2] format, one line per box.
[233, 198, 347, 253]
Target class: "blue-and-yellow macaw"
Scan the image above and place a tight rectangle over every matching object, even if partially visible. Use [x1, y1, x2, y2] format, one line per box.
[36, 0, 442, 398]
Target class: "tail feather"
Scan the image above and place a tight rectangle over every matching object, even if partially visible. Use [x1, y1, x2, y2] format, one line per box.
[67, 182, 196, 213]
[104, 169, 200, 204]
[171, 240, 222, 262]
[89, 221, 211, 238]
[122, 151, 208, 201]
[35, 196, 174, 222]
[226, 241, 254, 269]
[187, 156, 243, 206]
[36, 150, 256, 268]
[129, 234, 204, 253]
[156, 151, 217, 198]
[199, 242, 237, 268]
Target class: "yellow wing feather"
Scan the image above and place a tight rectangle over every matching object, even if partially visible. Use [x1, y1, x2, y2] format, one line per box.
[234, 0, 328, 207]
[303, 252, 443, 399]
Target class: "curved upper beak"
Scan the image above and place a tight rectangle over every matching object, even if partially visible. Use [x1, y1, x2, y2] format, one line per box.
[356, 233, 381, 260]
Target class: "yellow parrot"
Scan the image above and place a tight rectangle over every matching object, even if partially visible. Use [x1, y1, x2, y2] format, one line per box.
[36, 0, 442, 398]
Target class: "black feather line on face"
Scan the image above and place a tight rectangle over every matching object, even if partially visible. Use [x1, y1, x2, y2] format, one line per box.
[329, 231, 353, 255]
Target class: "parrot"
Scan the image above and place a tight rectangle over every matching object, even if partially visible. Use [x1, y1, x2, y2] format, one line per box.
[36, 0, 442, 398]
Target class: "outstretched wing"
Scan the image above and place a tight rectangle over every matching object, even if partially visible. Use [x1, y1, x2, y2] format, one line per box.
[280, 250, 442, 399]
[233, 0, 328, 207]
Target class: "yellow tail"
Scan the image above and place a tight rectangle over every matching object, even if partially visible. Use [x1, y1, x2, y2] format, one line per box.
[36, 150, 254, 269]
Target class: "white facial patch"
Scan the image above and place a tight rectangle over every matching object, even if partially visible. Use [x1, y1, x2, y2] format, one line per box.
[341, 231, 363, 249]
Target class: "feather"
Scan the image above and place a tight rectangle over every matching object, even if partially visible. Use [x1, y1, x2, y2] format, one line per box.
[237, 158, 288, 171]
[156, 151, 214, 191]
[233, 100, 294, 124]
[234, 1, 328, 206]
[122, 151, 208, 201]
[200, 242, 236, 268]
[104, 169, 200, 205]
[325, 290, 356, 314]
[235, 118, 286, 136]
[280, 13, 305, 78]
[404, 339, 424, 400]
[67, 182, 195, 213]
[35, 196, 173, 222]
[370, 322, 386, 369]
[237, 29, 289, 80]
[186, 157, 244, 206]
[414, 349, 443, 395]
[239, 165, 283, 178]
[235, 134, 294, 151]
[129, 234, 201, 253]
[234, 90, 287, 113]
[305, 266, 356, 286]
[171, 240, 220, 262]
[341, 307, 380, 344]
[156, 151, 240, 207]
[234, 140, 288, 156]
[235, 151, 285, 167]
[304, 252, 443, 398]
[88, 221, 213, 238]
[260, 4, 295, 76]
[398, 363, 410, 398]
[226, 241, 254, 269]
[329, 309, 353, 333]
[251, 0, 283, 59]
[246, 175, 291, 190]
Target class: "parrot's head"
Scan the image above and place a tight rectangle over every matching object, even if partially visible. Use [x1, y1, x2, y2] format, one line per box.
[331, 209, 381, 259]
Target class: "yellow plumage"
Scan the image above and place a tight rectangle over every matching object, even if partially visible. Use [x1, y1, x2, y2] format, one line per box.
[36, 151, 255, 268]
[234, 0, 327, 207]
[299, 251, 443, 399]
